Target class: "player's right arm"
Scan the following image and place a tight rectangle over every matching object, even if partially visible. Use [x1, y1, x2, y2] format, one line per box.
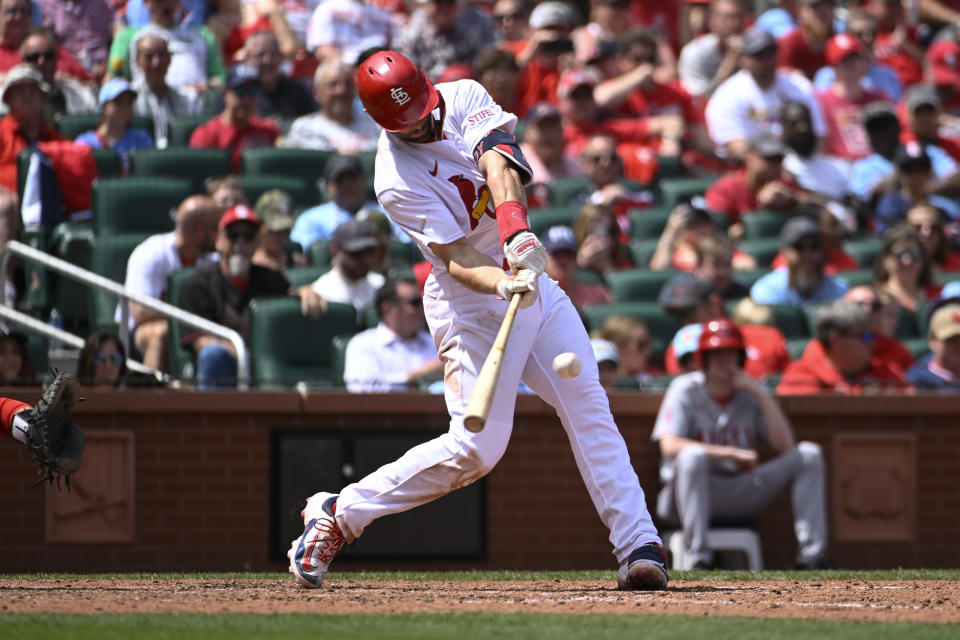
[430, 237, 513, 294]
[430, 237, 537, 306]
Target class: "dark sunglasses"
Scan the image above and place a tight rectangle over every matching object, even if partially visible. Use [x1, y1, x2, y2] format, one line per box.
[397, 297, 423, 308]
[346, 246, 378, 257]
[856, 299, 883, 312]
[635, 338, 650, 350]
[226, 229, 258, 242]
[494, 11, 522, 22]
[583, 152, 619, 164]
[792, 240, 822, 253]
[22, 49, 56, 63]
[94, 352, 124, 368]
[629, 53, 657, 64]
[232, 84, 260, 97]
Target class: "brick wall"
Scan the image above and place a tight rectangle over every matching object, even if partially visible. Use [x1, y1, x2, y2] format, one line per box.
[0, 390, 956, 573]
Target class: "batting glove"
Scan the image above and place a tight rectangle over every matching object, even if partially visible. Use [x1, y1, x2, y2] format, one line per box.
[495, 269, 538, 308]
[503, 231, 548, 276]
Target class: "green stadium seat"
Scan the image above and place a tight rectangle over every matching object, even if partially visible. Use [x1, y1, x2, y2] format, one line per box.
[89, 233, 150, 332]
[92, 176, 191, 235]
[529, 207, 578, 236]
[90, 148, 123, 177]
[307, 239, 331, 267]
[388, 240, 423, 267]
[284, 265, 327, 288]
[767, 303, 810, 339]
[902, 337, 930, 360]
[582, 301, 683, 357]
[845, 236, 885, 268]
[606, 269, 679, 302]
[241, 148, 333, 187]
[934, 271, 960, 285]
[25, 333, 48, 373]
[643, 374, 675, 392]
[167, 115, 210, 147]
[167, 267, 198, 380]
[786, 337, 809, 361]
[742, 210, 786, 239]
[357, 149, 377, 177]
[737, 237, 782, 268]
[50, 221, 96, 333]
[548, 176, 591, 206]
[629, 238, 659, 268]
[629, 206, 671, 240]
[248, 298, 359, 389]
[658, 177, 716, 211]
[242, 175, 318, 209]
[56, 113, 154, 140]
[130, 148, 232, 193]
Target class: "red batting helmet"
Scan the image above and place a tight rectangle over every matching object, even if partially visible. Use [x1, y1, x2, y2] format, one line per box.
[698, 318, 745, 353]
[356, 51, 440, 132]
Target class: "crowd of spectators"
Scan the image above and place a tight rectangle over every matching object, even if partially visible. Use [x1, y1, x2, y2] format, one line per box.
[0, 0, 959, 396]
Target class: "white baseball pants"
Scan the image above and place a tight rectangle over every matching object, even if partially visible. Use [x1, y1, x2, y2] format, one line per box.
[334, 274, 661, 564]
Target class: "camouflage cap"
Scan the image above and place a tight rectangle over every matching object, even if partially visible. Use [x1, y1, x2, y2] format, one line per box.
[254, 189, 295, 232]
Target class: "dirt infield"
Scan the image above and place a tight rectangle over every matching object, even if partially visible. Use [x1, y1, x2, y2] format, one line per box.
[1, 578, 958, 623]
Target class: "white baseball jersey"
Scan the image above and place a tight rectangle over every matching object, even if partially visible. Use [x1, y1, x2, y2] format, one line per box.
[652, 371, 771, 482]
[331, 79, 662, 566]
[374, 79, 514, 285]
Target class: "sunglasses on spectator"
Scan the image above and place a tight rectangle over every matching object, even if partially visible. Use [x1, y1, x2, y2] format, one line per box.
[225, 229, 258, 243]
[346, 246, 378, 258]
[892, 247, 922, 261]
[583, 152, 619, 164]
[22, 49, 56, 63]
[232, 84, 260, 97]
[2, 7, 29, 17]
[629, 52, 657, 64]
[396, 297, 423, 308]
[792, 240, 821, 252]
[854, 299, 883, 312]
[850, 330, 874, 344]
[635, 338, 650, 350]
[94, 352, 124, 368]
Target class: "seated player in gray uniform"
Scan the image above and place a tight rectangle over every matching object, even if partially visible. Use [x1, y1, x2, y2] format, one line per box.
[651, 318, 831, 570]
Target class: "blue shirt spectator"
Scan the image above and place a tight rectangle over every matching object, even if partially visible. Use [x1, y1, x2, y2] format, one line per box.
[75, 78, 155, 171]
[849, 145, 957, 202]
[905, 303, 960, 391]
[750, 268, 849, 307]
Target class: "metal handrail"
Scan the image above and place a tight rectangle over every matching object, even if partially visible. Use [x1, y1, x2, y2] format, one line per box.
[0, 240, 249, 389]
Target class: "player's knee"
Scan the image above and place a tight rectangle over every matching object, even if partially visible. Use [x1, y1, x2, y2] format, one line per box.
[797, 441, 824, 469]
[452, 438, 507, 487]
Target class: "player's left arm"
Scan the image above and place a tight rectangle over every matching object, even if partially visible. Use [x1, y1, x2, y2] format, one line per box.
[476, 135, 548, 276]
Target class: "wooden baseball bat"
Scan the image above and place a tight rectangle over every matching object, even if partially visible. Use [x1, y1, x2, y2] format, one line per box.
[463, 293, 522, 433]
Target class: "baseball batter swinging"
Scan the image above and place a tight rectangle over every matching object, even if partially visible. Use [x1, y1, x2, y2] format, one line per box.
[289, 51, 668, 591]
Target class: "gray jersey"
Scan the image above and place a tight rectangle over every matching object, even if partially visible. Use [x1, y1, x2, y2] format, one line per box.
[651, 372, 769, 483]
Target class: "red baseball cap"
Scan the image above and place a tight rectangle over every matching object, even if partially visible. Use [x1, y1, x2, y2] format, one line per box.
[928, 40, 960, 87]
[825, 33, 862, 67]
[218, 205, 261, 231]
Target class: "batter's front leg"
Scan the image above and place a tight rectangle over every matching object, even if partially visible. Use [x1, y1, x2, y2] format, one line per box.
[519, 280, 661, 564]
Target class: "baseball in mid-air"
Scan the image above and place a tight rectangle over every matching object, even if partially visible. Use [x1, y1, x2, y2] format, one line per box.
[552, 352, 581, 378]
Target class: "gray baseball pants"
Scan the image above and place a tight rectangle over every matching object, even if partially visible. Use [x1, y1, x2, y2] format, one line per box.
[656, 441, 828, 569]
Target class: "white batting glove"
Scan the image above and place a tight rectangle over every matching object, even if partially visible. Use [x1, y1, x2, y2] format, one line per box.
[495, 269, 538, 308]
[503, 230, 548, 276]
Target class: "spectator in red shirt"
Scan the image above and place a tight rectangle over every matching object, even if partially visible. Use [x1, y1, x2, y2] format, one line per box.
[865, 0, 925, 89]
[899, 84, 960, 163]
[777, 0, 834, 79]
[572, 133, 655, 242]
[907, 202, 960, 272]
[0, 0, 92, 82]
[873, 223, 941, 313]
[771, 205, 858, 274]
[843, 284, 913, 374]
[542, 224, 611, 310]
[593, 28, 716, 165]
[558, 69, 683, 161]
[189, 63, 280, 171]
[492, 0, 530, 56]
[926, 39, 960, 116]
[705, 132, 800, 230]
[514, 1, 577, 116]
[815, 33, 887, 161]
[777, 299, 908, 393]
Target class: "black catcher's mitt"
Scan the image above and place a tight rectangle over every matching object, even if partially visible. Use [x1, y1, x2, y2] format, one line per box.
[24, 372, 84, 490]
